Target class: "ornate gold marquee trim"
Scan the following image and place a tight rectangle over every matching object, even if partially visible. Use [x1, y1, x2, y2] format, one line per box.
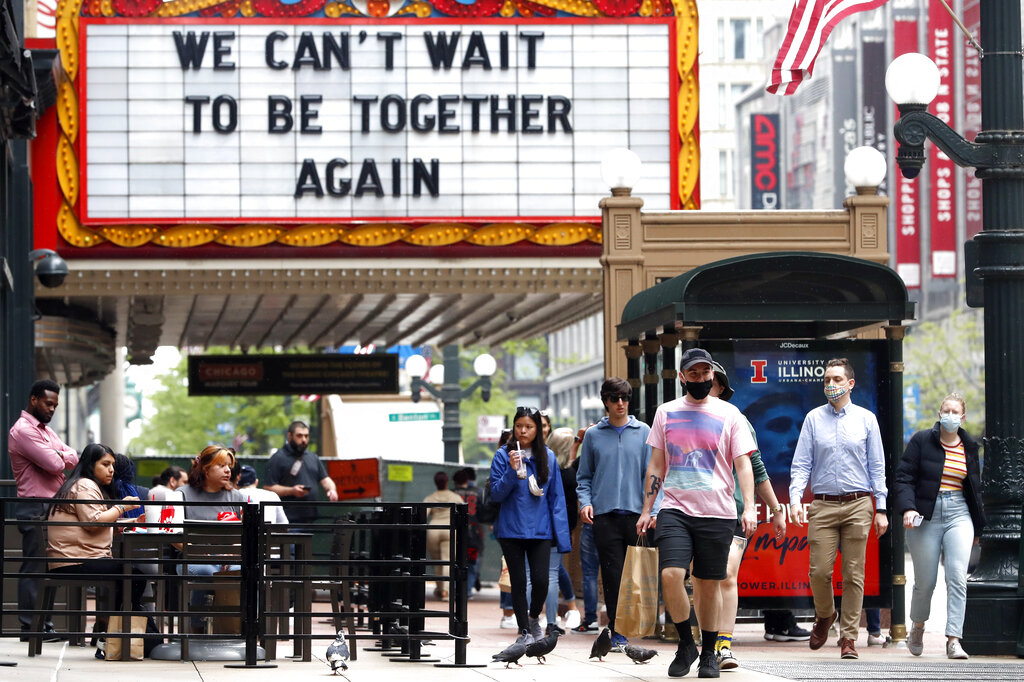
[53, 0, 699, 249]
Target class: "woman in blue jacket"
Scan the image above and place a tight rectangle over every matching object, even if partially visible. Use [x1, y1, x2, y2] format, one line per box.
[490, 406, 571, 645]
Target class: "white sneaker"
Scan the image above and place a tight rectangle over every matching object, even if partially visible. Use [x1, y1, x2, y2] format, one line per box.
[867, 633, 886, 646]
[947, 640, 969, 659]
[564, 609, 581, 629]
[499, 615, 517, 629]
[717, 647, 739, 670]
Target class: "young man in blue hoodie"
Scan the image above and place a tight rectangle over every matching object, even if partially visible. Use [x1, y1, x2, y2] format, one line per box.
[576, 377, 656, 653]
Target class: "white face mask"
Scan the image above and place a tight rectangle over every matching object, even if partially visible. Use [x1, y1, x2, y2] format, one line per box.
[940, 413, 962, 433]
[528, 475, 544, 497]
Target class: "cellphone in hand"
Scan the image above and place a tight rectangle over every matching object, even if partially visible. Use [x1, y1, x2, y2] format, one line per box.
[298, 484, 311, 491]
[912, 514, 924, 527]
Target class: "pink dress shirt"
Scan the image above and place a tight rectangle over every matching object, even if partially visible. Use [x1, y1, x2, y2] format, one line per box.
[8, 410, 78, 498]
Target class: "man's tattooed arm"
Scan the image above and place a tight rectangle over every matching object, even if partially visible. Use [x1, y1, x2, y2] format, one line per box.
[647, 474, 663, 498]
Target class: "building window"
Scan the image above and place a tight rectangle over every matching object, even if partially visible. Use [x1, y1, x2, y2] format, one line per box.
[717, 18, 726, 61]
[718, 83, 727, 128]
[719, 150, 732, 198]
[755, 18, 764, 59]
[731, 18, 750, 60]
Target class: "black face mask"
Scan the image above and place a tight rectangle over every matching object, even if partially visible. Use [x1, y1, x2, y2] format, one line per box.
[685, 378, 714, 401]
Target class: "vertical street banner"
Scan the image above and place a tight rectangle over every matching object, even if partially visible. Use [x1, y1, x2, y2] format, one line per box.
[832, 25, 858, 205]
[893, 14, 921, 288]
[751, 113, 781, 209]
[705, 340, 892, 608]
[929, 0, 957, 277]
[860, 31, 888, 196]
[963, 0, 983, 239]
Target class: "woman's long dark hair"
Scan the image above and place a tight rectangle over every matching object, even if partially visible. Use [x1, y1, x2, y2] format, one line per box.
[511, 407, 549, 486]
[50, 443, 116, 516]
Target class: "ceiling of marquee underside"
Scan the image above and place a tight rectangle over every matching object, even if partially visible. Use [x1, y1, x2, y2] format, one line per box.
[35, 258, 603, 377]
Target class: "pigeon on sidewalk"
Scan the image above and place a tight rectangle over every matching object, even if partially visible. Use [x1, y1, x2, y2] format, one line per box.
[327, 631, 350, 674]
[589, 627, 612, 662]
[492, 639, 529, 668]
[623, 644, 658, 664]
[525, 630, 560, 664]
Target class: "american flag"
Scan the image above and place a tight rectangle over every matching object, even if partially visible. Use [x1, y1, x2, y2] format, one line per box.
[767, 0, 889, 95]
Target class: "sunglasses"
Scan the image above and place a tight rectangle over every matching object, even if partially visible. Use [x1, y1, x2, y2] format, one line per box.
[605, 394, 631, 403]
[515, 406, 540, 418]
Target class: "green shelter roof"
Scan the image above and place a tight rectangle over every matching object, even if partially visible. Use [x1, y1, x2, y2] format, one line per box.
[617, 252, 915, 340]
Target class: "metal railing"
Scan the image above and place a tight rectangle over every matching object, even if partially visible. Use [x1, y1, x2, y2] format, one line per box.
[1, 497, 474, 667]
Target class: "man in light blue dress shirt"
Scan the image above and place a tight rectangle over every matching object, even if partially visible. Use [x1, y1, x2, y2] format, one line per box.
[788, 358, 888, 661]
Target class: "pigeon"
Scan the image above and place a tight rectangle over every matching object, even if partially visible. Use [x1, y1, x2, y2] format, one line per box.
[327, 631, 350, 674]
[623, 644, 659, 664]
[525, 630, 559, 664]
[492, 638, 529, 668]
[589, 627, 612, 661]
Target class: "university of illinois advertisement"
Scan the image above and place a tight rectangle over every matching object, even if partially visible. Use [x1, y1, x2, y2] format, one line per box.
[704, 340, 893, 609]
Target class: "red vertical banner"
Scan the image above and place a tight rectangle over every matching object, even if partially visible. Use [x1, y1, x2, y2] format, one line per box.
[894, 17, 921, 289]
[963, 0, 983, 239]
[929, 0, 957, 277]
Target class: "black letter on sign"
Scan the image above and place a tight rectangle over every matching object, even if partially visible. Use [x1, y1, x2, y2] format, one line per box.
[184, 95, 209, 132]
[438, 95, 460, 133]
[377, 32, 402, 70]
[410, 95, 435, 132]
[323, 33, 350, 70]
[354, 159, 384, 197]
[392, 158, 401, 197]
[423, 31, 460, 70]
[490, 95, 516, 133]
[173, 31, 210, 70]
[265, 31, 288, 70]
[268, 95, 293, 133]
[212, 32, 235, 70]
[519, 31, 544, 69]
[380, 94, 406, 132]
[295, 159, 324, 198]
[326, 159, 351, 196]
[462, 31, 491, 70]
[412, 158, 440, 197]
[212, 95, 237, 133]
[300, 95, 322, 133]
[463, 94, 486, 132]
[353, 95, 378, 134]
[293, 32, 322, 70]
[547, 96, 572, 132]
[521, 94, 543, 133]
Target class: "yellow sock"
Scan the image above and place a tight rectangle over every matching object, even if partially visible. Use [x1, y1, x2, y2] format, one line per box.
[716, 633, 732, 652]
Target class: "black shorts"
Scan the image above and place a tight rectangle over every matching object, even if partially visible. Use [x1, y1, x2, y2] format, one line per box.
[655, 508, 735, 580]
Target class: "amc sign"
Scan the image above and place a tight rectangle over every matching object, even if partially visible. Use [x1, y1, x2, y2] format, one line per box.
[750, 113, 780, 210]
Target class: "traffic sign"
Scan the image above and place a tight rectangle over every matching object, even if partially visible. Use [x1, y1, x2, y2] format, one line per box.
[388, 412, 440, 422]
[326, 458, 381, 500]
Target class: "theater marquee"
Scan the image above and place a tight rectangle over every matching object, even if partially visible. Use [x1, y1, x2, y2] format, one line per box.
[43, 3, 700, 251]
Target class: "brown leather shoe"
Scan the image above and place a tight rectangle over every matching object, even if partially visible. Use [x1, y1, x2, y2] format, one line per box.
[840, 637, 858, 659]
[809, 611, 837, 650]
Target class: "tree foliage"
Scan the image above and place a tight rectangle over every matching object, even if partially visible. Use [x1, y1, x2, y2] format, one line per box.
[127, 349, 314, 457]
[903, 305, 985, 436]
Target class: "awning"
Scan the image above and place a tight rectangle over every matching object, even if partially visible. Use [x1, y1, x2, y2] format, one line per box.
[618, 252, 915, 340]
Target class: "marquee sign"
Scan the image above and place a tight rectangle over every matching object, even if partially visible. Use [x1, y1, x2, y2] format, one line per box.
[40, 3, 700, 252]
[83, 20, 673, 223]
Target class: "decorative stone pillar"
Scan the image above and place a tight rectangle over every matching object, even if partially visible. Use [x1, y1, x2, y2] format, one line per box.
[601, 193, 645, 381]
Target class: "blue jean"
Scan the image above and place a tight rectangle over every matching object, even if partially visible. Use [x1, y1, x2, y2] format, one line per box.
[579, 524, 600, 625]
[178, 563, 241, 630]
[906, 490, 974, 638]
[545, 553, 576, 624]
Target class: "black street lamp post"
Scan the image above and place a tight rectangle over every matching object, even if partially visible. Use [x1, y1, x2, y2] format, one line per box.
[888, 0, 1024, 656]
[407, 345, 496, 464]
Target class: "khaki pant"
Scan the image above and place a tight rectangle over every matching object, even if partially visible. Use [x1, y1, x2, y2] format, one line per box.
[807, 496, 873, 639]
[426, 528, 450, 593]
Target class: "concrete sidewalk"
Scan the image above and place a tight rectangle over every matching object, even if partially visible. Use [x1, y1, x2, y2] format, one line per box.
[3, 580, 1023, 681]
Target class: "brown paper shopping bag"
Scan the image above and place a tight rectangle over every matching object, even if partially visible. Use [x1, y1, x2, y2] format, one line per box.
[613, 537, 659, 638]
[105, 615, 148, 661]
[498, 557, 511, 593]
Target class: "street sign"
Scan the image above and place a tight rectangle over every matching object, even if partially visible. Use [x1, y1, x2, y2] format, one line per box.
[325, 458, 381, 500]
[388, 412, 440, 422]
[477, 415, 506, 443]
